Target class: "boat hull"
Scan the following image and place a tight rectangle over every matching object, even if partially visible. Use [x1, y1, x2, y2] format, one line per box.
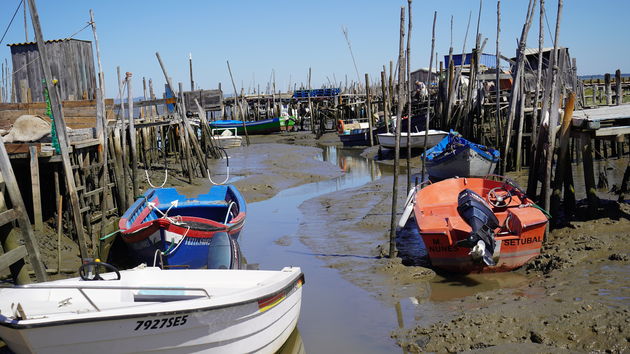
[413, 177, 547, 273]
[377, 130, 448, 149]
[426, 146, 497, 179]
[0, 268, 303, 354]
[210, 117, 296, 135]
[119, 186, 246, 269]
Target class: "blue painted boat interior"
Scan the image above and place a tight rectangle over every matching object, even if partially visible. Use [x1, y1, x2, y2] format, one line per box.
[125, 185, 245, 227]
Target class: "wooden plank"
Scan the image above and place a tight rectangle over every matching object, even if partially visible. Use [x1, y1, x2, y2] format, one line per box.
[0, 245, 27, 271]
[595, 126, 630, 137]
[29, 146, 43, 231]
[0, 209, 18, 226]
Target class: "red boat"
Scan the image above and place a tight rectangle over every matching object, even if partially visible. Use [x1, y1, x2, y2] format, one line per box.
[406, 177, 548, 273]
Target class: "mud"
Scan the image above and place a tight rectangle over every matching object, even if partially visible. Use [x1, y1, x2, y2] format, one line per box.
[5, 130, 629, 353]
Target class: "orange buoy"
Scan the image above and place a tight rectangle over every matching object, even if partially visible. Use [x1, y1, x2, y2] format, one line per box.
[337, 120, 345, 134]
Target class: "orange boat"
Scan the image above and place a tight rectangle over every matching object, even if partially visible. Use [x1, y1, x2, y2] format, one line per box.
[407, 177, 548, 273]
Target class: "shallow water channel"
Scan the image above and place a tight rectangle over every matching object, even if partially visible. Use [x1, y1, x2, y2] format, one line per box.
[232, 146, 529, 353]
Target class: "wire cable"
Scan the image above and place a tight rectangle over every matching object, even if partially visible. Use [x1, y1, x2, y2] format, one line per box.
[0, 0, 23, 46]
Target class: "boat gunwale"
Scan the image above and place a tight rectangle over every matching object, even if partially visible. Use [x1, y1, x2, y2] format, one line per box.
[0, 272, 304, 330]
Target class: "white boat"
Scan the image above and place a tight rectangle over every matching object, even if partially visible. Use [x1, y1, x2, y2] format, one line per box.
[0, 265, 304, 354]
[377, 130, 448, 149]
[211, 128, 243, 148]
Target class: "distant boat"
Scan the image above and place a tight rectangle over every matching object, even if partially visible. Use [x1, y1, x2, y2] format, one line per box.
[0, 265, 304, 353]
[210, 116, 296, 135]
[210, 128, 243, 148]
[377, 130, 448, 149]
[337, 119, 387, 147]
[119, 185, 246, 269]
[400, 177, 548, 273]
[424, 131, 500, 179]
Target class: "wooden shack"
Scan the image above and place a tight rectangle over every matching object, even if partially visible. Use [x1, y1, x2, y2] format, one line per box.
[8, 39, 97, 103]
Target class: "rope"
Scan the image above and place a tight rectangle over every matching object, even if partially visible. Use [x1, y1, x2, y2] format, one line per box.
[208, 147, 230, 185]
[0, 0, 23, 46]
[99, 229, 120, 241]
[145, 169, 168, 188]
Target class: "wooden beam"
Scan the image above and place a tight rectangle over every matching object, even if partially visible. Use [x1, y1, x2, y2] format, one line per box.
[29, 146, 43, 231]
[0, 209, 18, 226]
[0, 245, 27, 272]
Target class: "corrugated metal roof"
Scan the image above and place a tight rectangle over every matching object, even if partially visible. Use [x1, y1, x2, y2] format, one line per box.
[522, 47, 564, 56]
[7, 38, 91, 47]
[444, 53, 497, 68]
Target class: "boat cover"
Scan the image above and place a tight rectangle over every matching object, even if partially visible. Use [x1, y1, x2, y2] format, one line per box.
[423, 130, 500, 164]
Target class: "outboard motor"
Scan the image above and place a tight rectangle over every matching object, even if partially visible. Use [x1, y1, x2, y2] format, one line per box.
[455, 189, 499, 266]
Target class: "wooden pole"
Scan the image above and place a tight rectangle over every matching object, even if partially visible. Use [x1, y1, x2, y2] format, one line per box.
[581, 132, 598, 212]
[389, 6, 405, 259]
[405, 0, 413, 193]
[531, 0, 545, 142]
[308, 67, 314, 135]
[226, 60, 250, 145]
[615, 69, 622, 105]
[29, 146, 43, 231]
[117, 67, 128, 208]
[542, 0, 563, 214]
[90, 9, 111, 242]
[515, 75, 526, 170]
[495, 0, 502, 148]
[382, 67, 390, 133]
[421, 12, 437, 181]
[189, 53, 194, 91]
[604, 73, 611, 105]
[550, 92, 575, 217]
[56, 195, 62, 274]
[178, 82, 194, 182]
[501, 0, 536, 174]
[365, 73, 374, 147]
[126, 72, 138, 200]
[27, 0, 89, 259]
[89, 9, 105, 143]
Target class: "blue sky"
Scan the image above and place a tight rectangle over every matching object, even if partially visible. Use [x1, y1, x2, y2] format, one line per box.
[1, 0, 628, 98]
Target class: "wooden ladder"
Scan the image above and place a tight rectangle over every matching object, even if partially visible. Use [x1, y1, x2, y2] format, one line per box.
[0, 137, 47, 283]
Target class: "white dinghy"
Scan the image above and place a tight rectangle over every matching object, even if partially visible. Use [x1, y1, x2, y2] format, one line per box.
[0, 262, 304, 354]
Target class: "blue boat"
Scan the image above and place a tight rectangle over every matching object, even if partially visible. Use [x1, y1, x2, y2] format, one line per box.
[424, 131, 500, 179]
[119, 185, 246, 269]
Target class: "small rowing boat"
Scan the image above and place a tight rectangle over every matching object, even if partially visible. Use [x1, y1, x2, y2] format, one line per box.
[377, 130, 448, 150]
[0, 263, 304, 353]
[424, 131, 500, 179]
[400, 176, 548, 273]
[119, 185, 246, 269]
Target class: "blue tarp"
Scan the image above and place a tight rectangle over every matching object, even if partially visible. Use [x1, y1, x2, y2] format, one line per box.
[424, 130, 500, 164]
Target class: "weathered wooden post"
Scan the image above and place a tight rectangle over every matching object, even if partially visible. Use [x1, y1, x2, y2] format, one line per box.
[117, 66, 128, 207]
[389, 6, 405, 259]
[405, 0, 413, 192]
[226, 60, 250, 145]
[421, 11, 437, 180]
[381, 68, 390, 133]
[615, 69, 622, 105]
[551, 93, 575, 217]
[543, 0, 564, 215]
[605, 73, 612, 105]
[307, 67, 315, 135]
[365, 73, 374, 147]
[28, 0, 89, 259]
[126, 72, 138, 202]
[495, 0, 502, 147]
[502, 0, 536, 174]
